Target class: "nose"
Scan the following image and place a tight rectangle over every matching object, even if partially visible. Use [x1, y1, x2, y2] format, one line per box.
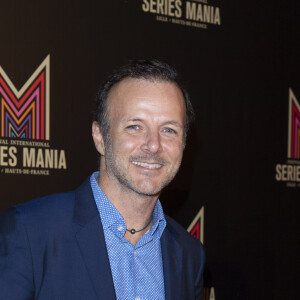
[141, 130, 162, 154]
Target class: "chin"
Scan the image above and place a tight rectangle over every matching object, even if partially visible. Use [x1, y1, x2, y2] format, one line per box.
[133, 182, 162, 197]
[135, 189, 161, 197]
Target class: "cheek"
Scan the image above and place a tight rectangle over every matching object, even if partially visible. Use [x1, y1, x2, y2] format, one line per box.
[163, 141, 184, 161]
[113, 135, 142, 153]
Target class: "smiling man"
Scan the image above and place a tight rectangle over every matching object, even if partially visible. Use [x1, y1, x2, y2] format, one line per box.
[0, 59, 205, 300]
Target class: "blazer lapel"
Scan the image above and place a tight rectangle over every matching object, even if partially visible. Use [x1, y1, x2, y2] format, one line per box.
[161, 222, 183, 300]
[72, 179, 116, 300]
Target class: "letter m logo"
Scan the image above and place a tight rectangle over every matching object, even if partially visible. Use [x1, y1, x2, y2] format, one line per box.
[0, 56, 50, 140]
[288, 88, 300, 159]
[187, 206, 204, 244]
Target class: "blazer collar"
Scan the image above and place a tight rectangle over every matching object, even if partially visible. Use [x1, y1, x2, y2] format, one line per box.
[72, 178, 99, 225]
[72, 178, 116, 300]
[161, 218, 184, 300]
[72, 178, 184, 300]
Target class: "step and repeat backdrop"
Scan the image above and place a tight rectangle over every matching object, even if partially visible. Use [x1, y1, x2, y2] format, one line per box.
[0, 1, 299, 299]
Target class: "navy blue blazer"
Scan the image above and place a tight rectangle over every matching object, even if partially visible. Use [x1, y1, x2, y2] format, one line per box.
[0, 179, 205, 299]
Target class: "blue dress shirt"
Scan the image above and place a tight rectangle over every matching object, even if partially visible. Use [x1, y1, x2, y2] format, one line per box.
[90, 172, 167, 300]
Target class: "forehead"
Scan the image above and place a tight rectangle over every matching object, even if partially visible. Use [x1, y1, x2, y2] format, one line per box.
[106, 77, 186, 121]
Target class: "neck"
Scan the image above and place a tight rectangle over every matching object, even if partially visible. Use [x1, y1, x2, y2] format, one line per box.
[98, 168, 159, 245]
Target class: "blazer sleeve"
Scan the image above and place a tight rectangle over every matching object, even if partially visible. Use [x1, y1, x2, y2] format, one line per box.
[0, 207, 35, 299]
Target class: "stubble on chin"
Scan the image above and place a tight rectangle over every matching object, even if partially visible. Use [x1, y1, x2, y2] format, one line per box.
[103, 139, 182, 197]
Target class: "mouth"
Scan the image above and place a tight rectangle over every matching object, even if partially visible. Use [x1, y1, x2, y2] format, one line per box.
[132, 161, 163, 170]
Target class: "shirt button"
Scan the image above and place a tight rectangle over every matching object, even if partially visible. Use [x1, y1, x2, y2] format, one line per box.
[118, 225, 123, 231]
[135, 297, 140, 300]
[133, 250, 136, 256]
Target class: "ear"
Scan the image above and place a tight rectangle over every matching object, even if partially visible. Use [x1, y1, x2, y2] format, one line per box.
[92, 121, 105, 156]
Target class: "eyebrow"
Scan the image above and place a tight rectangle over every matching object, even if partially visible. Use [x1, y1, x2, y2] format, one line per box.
[127, 118, 143, 123]
[127, 118, 183, 128]
[163, 121, 183, 128]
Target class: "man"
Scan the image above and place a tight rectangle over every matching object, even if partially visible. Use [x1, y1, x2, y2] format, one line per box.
[0, 59, 205, 299]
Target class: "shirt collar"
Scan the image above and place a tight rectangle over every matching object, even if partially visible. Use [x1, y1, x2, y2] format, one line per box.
[90, 171, 123, 230]
[90, 171, 166, 238]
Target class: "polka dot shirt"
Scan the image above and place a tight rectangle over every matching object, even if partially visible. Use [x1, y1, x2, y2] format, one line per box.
[90, 172, 166, 300]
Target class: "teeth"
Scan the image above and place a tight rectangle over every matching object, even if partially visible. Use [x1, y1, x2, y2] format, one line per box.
[132, 161, 162, 169]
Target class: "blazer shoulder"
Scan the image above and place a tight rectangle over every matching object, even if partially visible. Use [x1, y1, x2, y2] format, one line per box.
[9, 190, 75, 227]
[4, 177, 92, 228]
[165, 215, 204, 253]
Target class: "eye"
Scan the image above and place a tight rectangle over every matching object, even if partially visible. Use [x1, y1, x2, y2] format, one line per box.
[163, 127, 176, 134]
[126, 125, 140, 130]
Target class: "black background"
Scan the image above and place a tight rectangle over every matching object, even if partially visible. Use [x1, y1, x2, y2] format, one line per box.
[0, 1, 299, 299]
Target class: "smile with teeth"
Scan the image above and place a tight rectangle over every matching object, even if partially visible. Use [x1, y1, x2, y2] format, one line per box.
[132, 161, 163, 169]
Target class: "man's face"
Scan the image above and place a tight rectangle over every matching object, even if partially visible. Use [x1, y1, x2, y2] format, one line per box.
[98, 78, 186, 197]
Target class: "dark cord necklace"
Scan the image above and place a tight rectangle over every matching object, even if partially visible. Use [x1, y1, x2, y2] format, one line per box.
[126, 219, 152, 234]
